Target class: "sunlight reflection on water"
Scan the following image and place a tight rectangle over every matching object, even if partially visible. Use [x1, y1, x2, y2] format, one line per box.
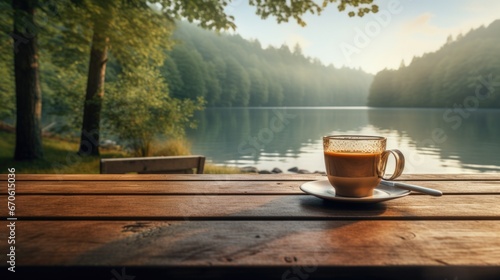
[187, 107, 500, 173]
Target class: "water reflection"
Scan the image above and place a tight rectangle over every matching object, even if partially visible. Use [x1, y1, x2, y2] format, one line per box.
[186, 107, 500, 173]
[368, 108, 500, 172]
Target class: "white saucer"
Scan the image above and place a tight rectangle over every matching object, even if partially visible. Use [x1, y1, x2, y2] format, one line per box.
[300, 180, 410, 203]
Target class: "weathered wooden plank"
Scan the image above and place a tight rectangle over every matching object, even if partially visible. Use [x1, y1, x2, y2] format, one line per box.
[2, 194, 499, 220]
[100, 155, 206, 174]
[2, 173, 500, 181]
[7, 180, 500, 195]
[6, 180, 304, 195]
[0, 173, 322, 181]
[1, 173, 498, 280]
[2, 220, 499, 267]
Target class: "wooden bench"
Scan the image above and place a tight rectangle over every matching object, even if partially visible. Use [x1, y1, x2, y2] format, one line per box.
[100, 155, 205, 174]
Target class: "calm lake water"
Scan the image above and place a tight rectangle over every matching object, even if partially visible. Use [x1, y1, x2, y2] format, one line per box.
[186, 107, 500, 174]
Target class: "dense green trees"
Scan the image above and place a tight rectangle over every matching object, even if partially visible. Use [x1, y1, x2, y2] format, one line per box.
[170, 46, 207, 100]
[368, 20, 500, 108]
[167, 22, 373, 107]
[53, 0, 177, 156]
[104, 67, 203, 156]
[4, 0, 379, 160]
[0, 1, 15, 121]
[10, 0, 44, 160]
[1, 16, 374, 130]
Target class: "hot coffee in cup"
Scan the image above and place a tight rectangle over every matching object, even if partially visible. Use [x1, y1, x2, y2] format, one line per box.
[323, 135, 405, 197]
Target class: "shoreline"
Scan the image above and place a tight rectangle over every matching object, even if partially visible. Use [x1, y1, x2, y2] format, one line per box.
[238, 165, 326, 175]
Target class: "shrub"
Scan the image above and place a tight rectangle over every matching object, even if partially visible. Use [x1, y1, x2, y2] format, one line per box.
[104, 66, 204, 156]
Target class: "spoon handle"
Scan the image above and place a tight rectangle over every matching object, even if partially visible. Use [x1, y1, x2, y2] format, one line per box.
[381, 181, 443, 196]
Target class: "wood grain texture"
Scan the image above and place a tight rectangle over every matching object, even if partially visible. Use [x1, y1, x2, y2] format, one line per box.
[6, 180, 305, 195]
[1, 174, 499, 280]
[2, 173, 500, 181]
[100, 155, 206, 174]
[1, 220, 499, 267]
[0, 173, 322, 181]
[2, 194, 499, 220]
[7, 180, 500, 195]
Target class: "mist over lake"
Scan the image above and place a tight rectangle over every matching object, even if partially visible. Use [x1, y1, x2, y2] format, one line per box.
[187, 107, 500, 174]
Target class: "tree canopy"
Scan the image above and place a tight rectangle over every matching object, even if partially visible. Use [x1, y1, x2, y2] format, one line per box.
[104, 66, 204, 156]
[4, 0, 380, 160]
[152, 0, 379, 29]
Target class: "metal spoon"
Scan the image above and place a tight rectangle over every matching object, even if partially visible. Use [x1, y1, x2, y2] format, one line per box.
[380, 180, 443, 197]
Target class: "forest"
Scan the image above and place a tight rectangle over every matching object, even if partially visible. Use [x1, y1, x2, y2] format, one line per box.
[368, 19, 500, 108]
[165, 21, 373, 107]
[3, 0, 498, 163]
[0, 19, 373, 131]
[1, 0, 377, 161]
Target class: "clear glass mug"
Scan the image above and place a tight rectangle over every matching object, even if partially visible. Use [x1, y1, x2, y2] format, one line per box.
[323, 135, 405, 197]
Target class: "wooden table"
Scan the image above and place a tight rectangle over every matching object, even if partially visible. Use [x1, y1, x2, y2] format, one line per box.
[1, 174, 500, 279]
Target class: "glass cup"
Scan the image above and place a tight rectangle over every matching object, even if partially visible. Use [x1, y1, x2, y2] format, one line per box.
[323, 135, 405, 197]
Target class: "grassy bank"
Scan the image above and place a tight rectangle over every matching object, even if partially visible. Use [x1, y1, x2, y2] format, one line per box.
[0, 131, 240, 174]
[0, 131, 125, 173]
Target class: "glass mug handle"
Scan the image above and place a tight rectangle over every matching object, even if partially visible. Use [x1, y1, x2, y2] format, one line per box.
[379, 149, 405, 180]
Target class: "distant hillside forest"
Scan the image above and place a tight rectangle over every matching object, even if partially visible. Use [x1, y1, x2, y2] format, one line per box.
[368, 20, 500, 108]
[0, 20, 374, 127]
[165, 22, 373, 107]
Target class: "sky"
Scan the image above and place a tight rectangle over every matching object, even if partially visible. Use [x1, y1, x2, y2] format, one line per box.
[223, 0, 500, 74]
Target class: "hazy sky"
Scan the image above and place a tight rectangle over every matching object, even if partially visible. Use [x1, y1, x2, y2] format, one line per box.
[224, 0, 500, 74]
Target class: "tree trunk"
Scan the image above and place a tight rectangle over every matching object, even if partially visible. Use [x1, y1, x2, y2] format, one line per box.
[13, 0, 43, 160]
[77, 24, 109, 156]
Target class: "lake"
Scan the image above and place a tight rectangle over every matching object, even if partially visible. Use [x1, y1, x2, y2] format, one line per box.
[186, 107, 500, 174]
